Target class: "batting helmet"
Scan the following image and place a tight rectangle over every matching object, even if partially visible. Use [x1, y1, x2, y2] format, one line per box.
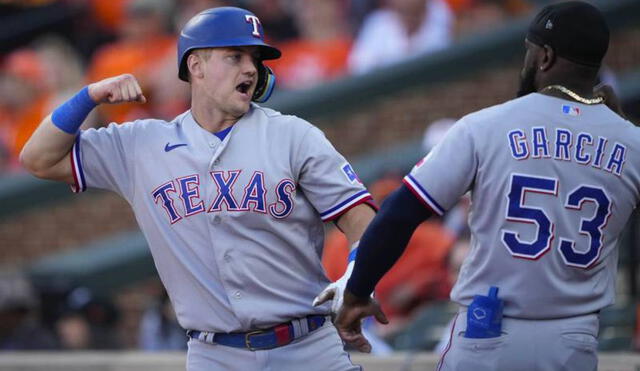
[177, 7, 281, 102]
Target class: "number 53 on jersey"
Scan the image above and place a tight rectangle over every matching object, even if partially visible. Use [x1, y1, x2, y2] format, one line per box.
[502, 173, 612, 269]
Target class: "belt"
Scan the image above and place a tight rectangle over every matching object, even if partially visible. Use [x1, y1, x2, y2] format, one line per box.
[187, 315, 328, 351]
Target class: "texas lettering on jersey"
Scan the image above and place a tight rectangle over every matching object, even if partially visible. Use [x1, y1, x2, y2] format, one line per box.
[507, 126, 626, 176]
[151, 170, 296, 224]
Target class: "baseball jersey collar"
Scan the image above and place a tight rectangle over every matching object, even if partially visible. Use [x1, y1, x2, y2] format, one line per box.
[183, 107, 256, 138]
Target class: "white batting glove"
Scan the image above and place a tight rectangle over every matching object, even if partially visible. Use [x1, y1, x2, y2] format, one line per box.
[313, 259, 355, 314]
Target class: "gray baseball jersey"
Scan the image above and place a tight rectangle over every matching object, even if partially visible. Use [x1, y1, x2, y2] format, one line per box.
[404, 93, 639, 319]
[69, 104, 373, 332]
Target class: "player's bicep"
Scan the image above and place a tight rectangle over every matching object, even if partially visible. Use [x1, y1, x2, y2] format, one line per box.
[25, 150, 74, 184]
[46, 151, 75, 184]
[396, 184, 436, 221]
[334, 203, 376, 244]
[20, 114, 77, 184]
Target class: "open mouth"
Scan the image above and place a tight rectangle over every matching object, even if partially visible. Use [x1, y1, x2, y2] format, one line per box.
[236, 81, 252, 95]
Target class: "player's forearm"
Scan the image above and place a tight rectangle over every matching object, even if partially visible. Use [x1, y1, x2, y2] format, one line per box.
[346, 186, 433, 297]
[335, 203, 376, 245]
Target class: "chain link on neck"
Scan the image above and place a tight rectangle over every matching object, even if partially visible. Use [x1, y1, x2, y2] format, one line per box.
[542, 85, 604, 105]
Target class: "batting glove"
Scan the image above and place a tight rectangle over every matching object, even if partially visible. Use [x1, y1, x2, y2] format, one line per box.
[313, 259, 355, 314]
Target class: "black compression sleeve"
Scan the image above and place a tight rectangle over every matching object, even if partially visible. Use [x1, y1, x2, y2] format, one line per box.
[346, 184, 434, 298]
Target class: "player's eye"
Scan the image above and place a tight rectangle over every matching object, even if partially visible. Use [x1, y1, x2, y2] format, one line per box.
[227, 54, 242, 63]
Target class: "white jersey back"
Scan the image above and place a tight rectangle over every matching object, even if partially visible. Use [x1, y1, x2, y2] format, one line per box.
[404, 93, 640, 319]
[70, 104, 372, 332]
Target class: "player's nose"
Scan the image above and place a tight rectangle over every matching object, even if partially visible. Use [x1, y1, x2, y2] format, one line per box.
[241, 55, 258, 76]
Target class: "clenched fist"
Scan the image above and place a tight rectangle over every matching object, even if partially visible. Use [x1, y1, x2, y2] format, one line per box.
[88, 74, 147, 105]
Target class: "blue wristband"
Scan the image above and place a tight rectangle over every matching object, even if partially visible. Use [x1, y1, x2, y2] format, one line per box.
[51, 86, 97, 134]
[348, 247, 358, 262]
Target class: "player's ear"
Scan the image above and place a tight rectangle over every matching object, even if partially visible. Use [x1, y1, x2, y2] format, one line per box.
[539, 44, 555, 71]
[187, 53, 205, 81]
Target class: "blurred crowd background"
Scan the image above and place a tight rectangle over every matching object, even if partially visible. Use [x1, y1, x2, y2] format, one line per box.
[0, 0, 533, 173]
[0, 0, 638, 356]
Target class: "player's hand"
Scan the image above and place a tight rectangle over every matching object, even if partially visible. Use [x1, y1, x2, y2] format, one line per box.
[594, 84, 626, 119]
[313, 260, 355, 314]
[88, 74, 147, 105]
[334, 289, 388, 353]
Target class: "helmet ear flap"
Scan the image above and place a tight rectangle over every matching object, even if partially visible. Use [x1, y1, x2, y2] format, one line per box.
[252, 64, 276, 103]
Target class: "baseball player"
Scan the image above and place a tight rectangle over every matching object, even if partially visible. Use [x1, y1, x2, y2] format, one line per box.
[20, 7, 376, 371]
[320, 2, 637, 370]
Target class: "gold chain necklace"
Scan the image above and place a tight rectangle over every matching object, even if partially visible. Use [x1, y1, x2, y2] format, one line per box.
[542, 85, 604, 105]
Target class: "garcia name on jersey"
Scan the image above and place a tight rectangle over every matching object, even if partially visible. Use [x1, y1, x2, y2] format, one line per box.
[508, 126, 626, 176]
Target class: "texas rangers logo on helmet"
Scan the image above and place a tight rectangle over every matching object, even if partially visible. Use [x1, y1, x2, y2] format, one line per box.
[245, 15, 262, 38]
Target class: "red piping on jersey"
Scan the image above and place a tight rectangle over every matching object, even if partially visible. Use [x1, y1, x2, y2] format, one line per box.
[364, 199, 379, 211]
[402, 180, 438, 215]
[325, 195, 374, 222]
[70, 145, 80, 193]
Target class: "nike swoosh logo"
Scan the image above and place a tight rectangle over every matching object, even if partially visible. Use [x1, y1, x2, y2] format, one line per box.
[164, 143, 188, 152]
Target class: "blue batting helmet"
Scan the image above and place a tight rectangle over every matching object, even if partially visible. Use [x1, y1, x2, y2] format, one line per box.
[177, 7, 281, 82]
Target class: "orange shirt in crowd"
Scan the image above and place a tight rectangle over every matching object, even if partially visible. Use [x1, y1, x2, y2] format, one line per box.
[0, 49, 52, 170]
[0, 94, 51, 171]
[268, 38, 351, 90]
[89, 0, 130, 32]
[10, 95, 51, 160]
[322, 220, 455, 320]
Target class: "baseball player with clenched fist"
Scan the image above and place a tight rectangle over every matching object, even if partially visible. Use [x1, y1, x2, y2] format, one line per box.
[331, 2, 637, 371]
[20, 7, 376, 371]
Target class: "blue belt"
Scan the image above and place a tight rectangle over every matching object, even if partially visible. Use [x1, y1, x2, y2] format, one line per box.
[187, 315, 328, 351]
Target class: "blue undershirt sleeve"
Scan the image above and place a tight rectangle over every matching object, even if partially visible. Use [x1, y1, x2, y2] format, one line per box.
[346, 184, 434, 298]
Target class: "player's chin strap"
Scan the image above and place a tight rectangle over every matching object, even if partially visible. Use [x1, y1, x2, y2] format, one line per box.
[252, 64, 276, 103]
[313, 240, 360, 314]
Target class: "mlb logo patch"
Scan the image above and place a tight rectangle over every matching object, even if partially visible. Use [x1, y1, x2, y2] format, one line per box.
[341, 163, 361, 184]
[562, 104, 580, 116]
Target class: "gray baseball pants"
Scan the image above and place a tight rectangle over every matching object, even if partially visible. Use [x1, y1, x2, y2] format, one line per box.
[437, 309, 599, 371]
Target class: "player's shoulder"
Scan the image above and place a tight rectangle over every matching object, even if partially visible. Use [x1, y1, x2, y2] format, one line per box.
[124, 112, 190, 135]
[460, 95, 533, 124]
[140, 111, 188, 128]
[81, 115, 179, 146]
[609, 115, 640, 145]
[251, 104, 316, 134]
[597, 105, 638, 131]
[84, 117, 163, 134]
